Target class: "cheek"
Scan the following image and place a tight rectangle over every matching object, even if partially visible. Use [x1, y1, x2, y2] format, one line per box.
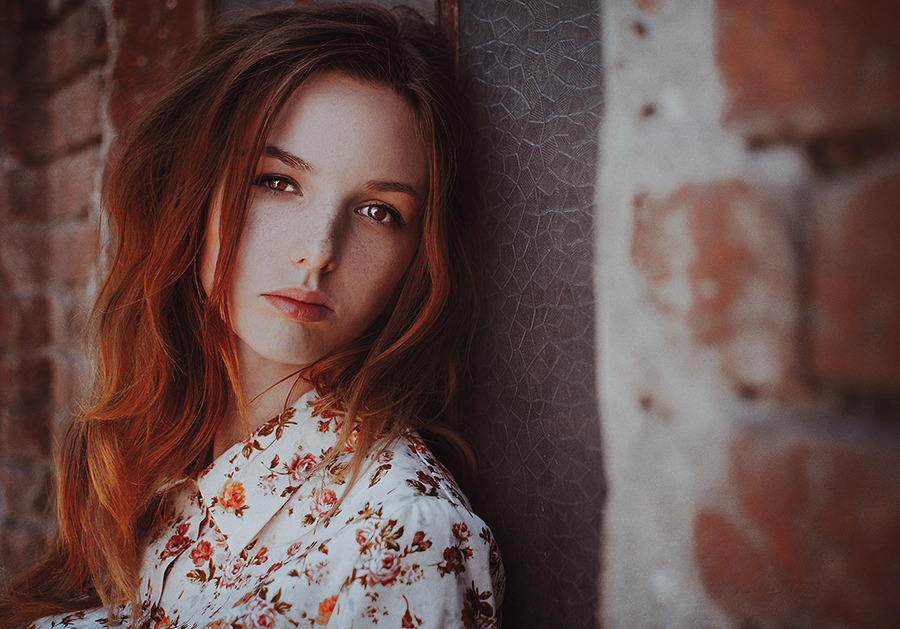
[362, 237, 419, 310]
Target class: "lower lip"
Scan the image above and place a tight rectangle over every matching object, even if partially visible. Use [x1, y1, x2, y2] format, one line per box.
[263, 295, 330, 323]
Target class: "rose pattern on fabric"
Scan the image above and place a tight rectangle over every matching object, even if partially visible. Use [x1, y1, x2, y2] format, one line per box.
[462, 584, 498, 629]
[314, 595, 338, 625]
[30, 394, 502, 629]
[307, 487, 337, 521]
[189, 541, 212, 567]
[287, 453, 317, 484]
[364, 547, 403, 586]
[437, 519, 475, 577]
[217, 480, 247, 517]
[219, 554, 249, 590]
[242, 598, 277, 629]
[161, 534, 192, 560]
[355, 521, 378, 551]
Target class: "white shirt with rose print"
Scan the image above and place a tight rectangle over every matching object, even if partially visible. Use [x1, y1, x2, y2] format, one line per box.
[30, 392, 504, 628]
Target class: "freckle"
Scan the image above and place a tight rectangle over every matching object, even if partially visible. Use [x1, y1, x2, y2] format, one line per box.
[632, 192, 648, 211]
[633, 21, 648, 37]
[639, 394, 653, 410]
[736, 384, 760, 401]
[640, 103, 657, 118]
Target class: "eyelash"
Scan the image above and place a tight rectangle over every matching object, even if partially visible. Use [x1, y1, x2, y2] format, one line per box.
[357, 203, 405, 227]
[253, 174, 300, 195]
[253, 174, 406, 227]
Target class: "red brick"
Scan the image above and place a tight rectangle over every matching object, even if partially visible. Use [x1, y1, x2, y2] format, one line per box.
[717, 0, 900, 138]
[4, 69, 103, 162]
[0, 293, 65, 348]
[0, 296, 10, 346]
[111, 0, 209, 131]
[0, 521, 53, 579]
[0, 356, 17, 405]
[34, 293, 68, 347]
[7, 146, 100, 221]
[0, 164, 11, 221]
[631, 180, 798, 392]
[16, 355, 62, 407]
[1, 0, 83, 29]
[0, 228, 44, 288]
[0, 407, 53, 460]
[45, 222, 100, 285]
[731, 440, 810, 596]
[811, 158, 900, 392]
[0, 463, 55, 525]
[695, 424, 900, 626]
[0, 223, 99, 287]
[9, 1, 107, 94]
[694, 509, 787, 621]
[0, 266, 11, 293]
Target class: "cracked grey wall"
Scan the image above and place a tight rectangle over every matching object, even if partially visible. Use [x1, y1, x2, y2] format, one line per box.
[458, 2, 604, 627]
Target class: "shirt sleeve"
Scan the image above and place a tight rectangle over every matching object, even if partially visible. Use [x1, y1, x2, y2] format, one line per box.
[326, 497, 504, 628]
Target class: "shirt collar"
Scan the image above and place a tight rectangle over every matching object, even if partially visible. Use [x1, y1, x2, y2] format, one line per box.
[195, 391, 351, 555]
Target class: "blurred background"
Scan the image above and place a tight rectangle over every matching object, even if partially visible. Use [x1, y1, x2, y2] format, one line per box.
[0, 1, 897, 627]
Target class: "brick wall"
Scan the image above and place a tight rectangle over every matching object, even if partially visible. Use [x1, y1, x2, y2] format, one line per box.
[598, 0, 900, 626]
[0, 0, 206, 581]
[0, 0, 106, 579]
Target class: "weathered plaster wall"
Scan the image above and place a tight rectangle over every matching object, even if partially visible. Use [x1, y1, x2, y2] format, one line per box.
[597, 1, 900, 626]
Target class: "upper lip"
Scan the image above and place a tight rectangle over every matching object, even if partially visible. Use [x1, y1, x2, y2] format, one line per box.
[263, 287, 335, 311]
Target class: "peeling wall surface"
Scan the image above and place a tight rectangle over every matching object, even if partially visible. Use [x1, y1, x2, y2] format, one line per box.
[598, 1, 900, 626]
[458, 2, 604, 627]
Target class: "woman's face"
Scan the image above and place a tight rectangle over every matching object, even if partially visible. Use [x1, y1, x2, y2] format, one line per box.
[201, 71, 429, 386]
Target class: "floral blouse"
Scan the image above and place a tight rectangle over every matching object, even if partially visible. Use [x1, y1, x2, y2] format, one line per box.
[31, 392, 504, 628]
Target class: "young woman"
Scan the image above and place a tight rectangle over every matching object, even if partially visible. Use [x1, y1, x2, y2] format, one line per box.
[0, 4, 503, 627]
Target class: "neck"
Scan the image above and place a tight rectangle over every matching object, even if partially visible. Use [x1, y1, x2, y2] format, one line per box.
[213, 347, 313, 459]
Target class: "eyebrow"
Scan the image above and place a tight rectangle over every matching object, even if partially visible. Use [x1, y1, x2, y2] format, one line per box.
[364, 180, 422, 202]
[264, 144, 423, 202]
[264, 145, 314, 172]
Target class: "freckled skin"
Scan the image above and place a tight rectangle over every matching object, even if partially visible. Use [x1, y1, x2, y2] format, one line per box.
[201, 71, 429, 433]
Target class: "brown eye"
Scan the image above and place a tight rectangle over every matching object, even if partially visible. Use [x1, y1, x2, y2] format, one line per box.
[359, 204, 393, 222]
[253, 174, 299, 194]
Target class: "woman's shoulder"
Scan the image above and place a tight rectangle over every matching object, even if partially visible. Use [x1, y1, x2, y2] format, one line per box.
[312, 434, 504, 627]
[353, 432, 473, 512]
[325, 432, 504, 581]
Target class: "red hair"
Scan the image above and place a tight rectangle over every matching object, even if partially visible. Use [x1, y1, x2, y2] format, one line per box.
[0, 4, 480, 624]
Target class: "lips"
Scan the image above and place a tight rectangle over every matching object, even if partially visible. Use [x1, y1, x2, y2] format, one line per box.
[262, 288, 334, 323]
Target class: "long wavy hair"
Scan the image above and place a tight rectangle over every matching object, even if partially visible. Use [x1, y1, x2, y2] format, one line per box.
[0, 4, 480, 624]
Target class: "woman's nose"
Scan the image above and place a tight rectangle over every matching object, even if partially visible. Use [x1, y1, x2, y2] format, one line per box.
[291, 206, 342, 274]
